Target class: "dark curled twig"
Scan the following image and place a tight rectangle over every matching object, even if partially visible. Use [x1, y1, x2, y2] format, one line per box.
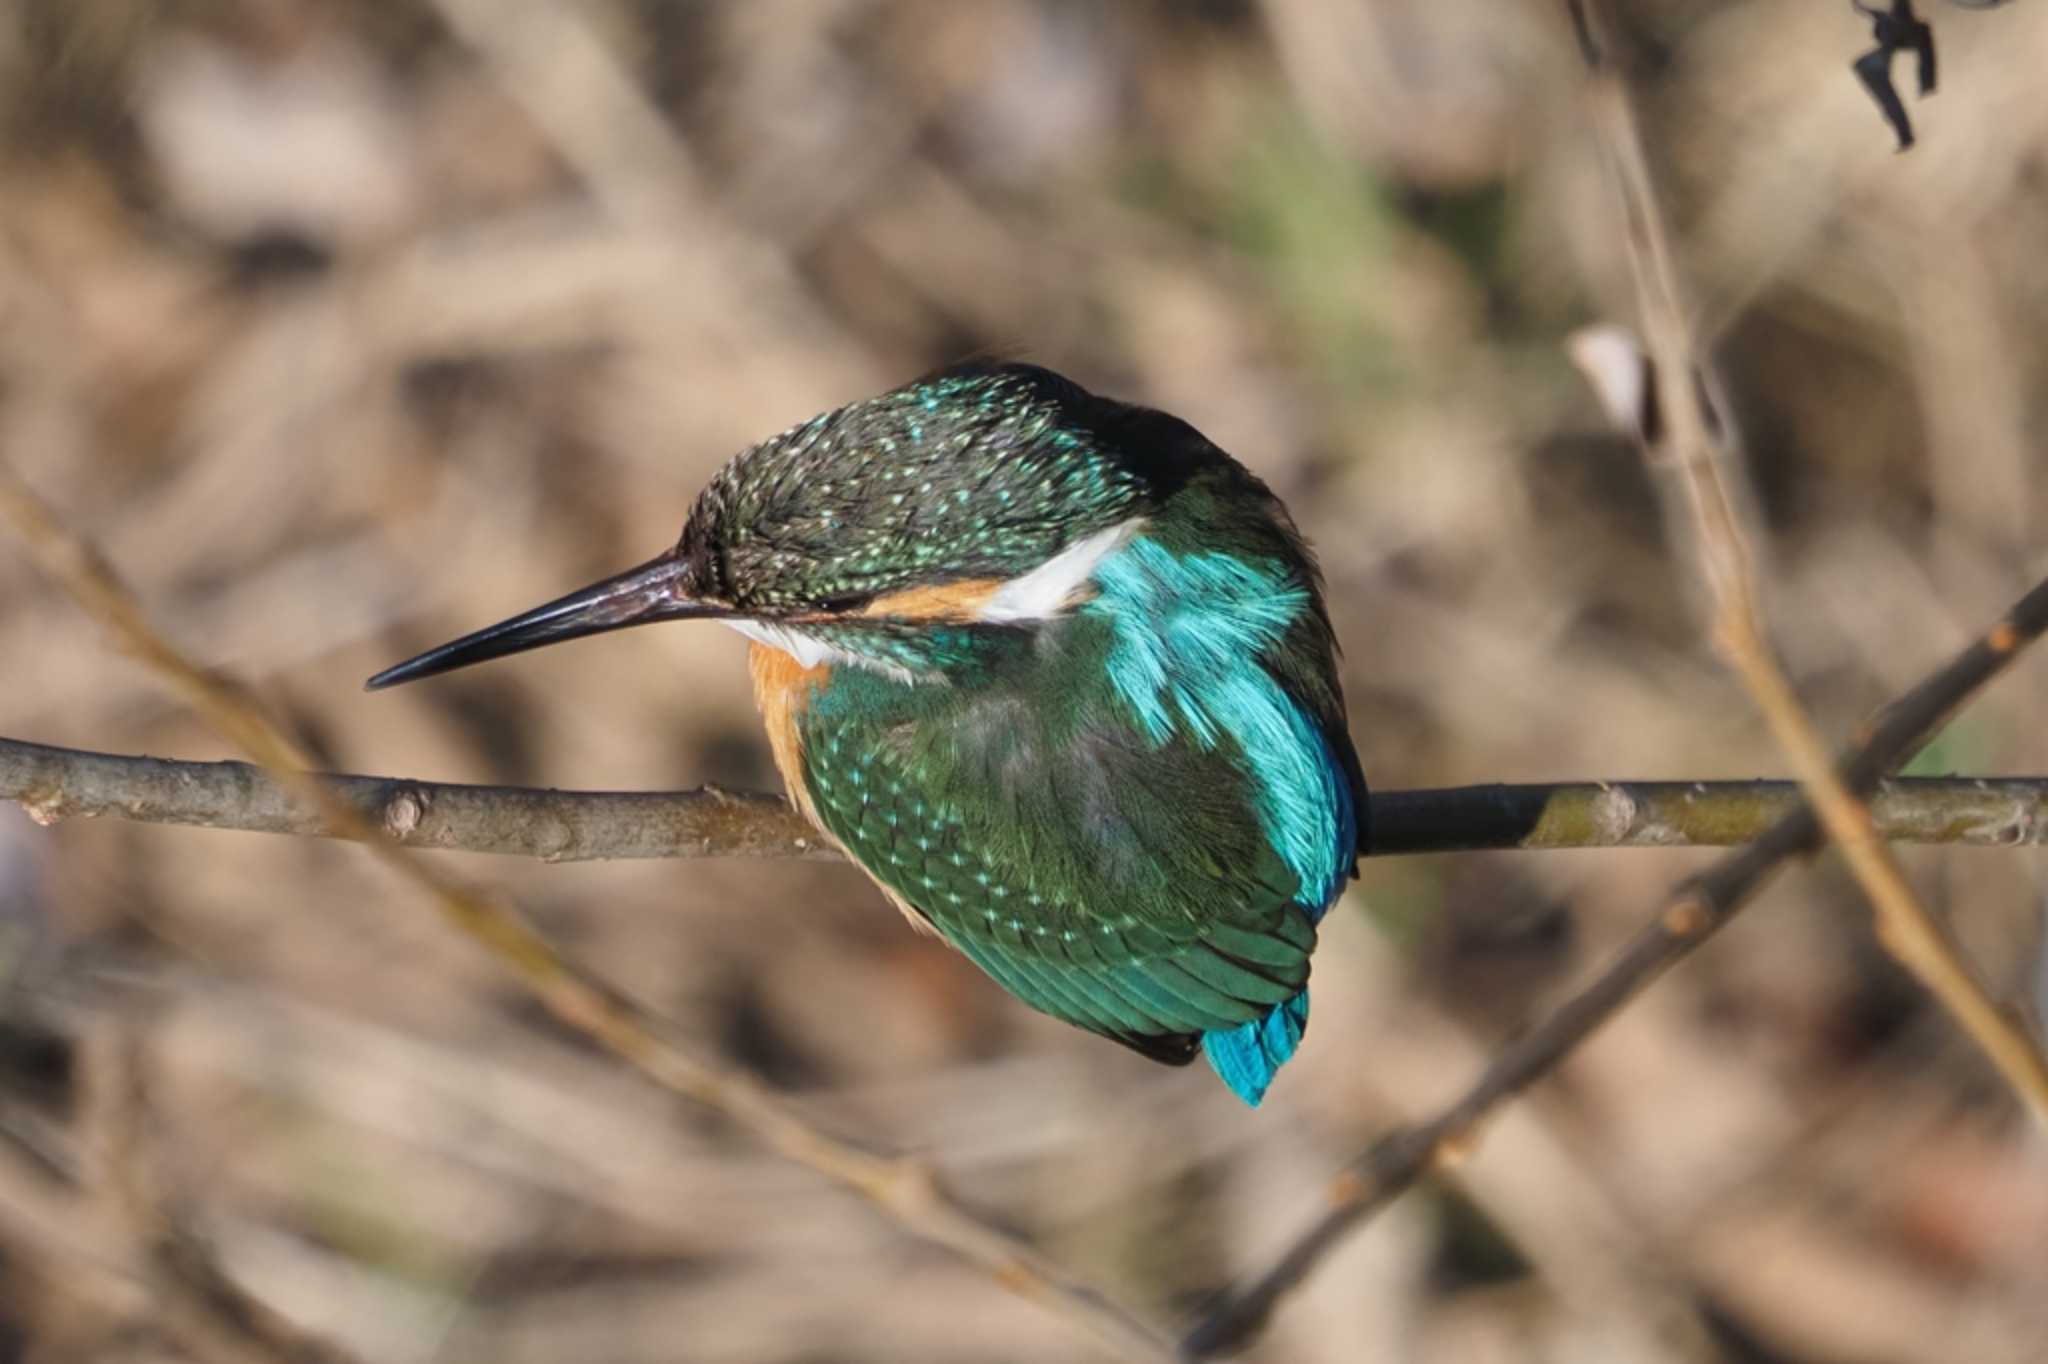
[1852, 0, 1937, 150]
[1180, 567, 2048, 1359]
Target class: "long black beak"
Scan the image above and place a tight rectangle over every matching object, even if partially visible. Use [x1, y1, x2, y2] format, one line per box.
[365, 553, 722, 690]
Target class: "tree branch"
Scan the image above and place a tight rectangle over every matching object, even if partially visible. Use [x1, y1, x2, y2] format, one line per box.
[4, 734, 2045, 859]
[0, 737, 830, 860]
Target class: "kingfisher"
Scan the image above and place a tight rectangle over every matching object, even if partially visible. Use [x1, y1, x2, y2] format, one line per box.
[367, 363, 1366, 1105]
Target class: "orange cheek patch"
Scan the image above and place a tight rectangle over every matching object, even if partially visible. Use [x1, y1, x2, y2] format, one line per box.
[860, 578, 1006, 622]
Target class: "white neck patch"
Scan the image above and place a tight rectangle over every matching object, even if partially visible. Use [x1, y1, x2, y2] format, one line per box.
[725, 517, 1143, 683]
[723, 619, 921, 685]
[979, 518, 1143, 623]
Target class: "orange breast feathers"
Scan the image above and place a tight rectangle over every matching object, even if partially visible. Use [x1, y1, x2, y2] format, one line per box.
[749, 576, 1015, 823]
[747, 578, 1003, 796]
[747, 643, 832, 828]
[753, 577, 1010, 777]
[744, 634, 943, 936]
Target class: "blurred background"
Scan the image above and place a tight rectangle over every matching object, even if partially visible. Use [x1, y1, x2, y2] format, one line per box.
[1, 1, 2046, 1360]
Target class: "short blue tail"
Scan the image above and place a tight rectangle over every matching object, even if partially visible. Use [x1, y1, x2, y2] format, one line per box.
[1201, 708, 1358, 1107]
[1202, 991, 1309, 1106]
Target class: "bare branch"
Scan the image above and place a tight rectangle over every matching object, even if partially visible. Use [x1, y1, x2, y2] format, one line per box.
[1358, 777, 2048, 852]
[6, 735, 2045, 860]
[0, 736, 830, 860]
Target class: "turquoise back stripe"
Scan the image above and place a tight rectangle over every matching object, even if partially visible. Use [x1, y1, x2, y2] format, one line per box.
[1088, 538, 1349, 909]
[1088, 537, 1353, 1106]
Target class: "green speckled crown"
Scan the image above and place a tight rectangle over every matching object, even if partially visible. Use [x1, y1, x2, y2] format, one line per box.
[681, 365, 1171, 611]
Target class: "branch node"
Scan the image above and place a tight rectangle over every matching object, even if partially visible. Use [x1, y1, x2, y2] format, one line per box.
[380, 785, 428, 839]
[1661, 896, 1709, 939]
[1590, 782, 1638, 843]
[1431, 1126, 1478, 1172]
[880, 1157, 946, 1220]
[18, 788, 73, 827]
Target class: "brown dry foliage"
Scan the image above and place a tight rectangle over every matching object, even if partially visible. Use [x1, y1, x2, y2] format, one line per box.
[0, 2, 2044, 1361]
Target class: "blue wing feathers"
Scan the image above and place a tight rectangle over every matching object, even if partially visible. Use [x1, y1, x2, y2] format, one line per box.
[1089, 536, 1361, 1105]
[1201, 735, 1354, 1106]
[1203, 991, 1312, 1107]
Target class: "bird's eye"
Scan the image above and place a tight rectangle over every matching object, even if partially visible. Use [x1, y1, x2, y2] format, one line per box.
[815, 592, 873, 614]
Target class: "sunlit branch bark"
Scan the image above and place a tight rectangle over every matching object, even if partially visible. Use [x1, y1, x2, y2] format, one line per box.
[5, 737, 2043, 860]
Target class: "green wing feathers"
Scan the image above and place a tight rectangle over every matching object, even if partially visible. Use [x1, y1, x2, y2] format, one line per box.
[799, 699, 1317, 1061]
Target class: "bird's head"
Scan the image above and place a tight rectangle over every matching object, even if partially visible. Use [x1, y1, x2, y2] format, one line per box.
[366, 364, 1228, 690]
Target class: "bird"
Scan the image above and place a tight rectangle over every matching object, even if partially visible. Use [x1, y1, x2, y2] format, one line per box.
[367, 362, 1367, 1106]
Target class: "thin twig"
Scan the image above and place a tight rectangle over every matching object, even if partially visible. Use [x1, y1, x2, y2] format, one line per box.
[1578, 0, 2048, 1123]
[0, 467, 1177, 1363]
[1181, 566, 2048, 1358]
